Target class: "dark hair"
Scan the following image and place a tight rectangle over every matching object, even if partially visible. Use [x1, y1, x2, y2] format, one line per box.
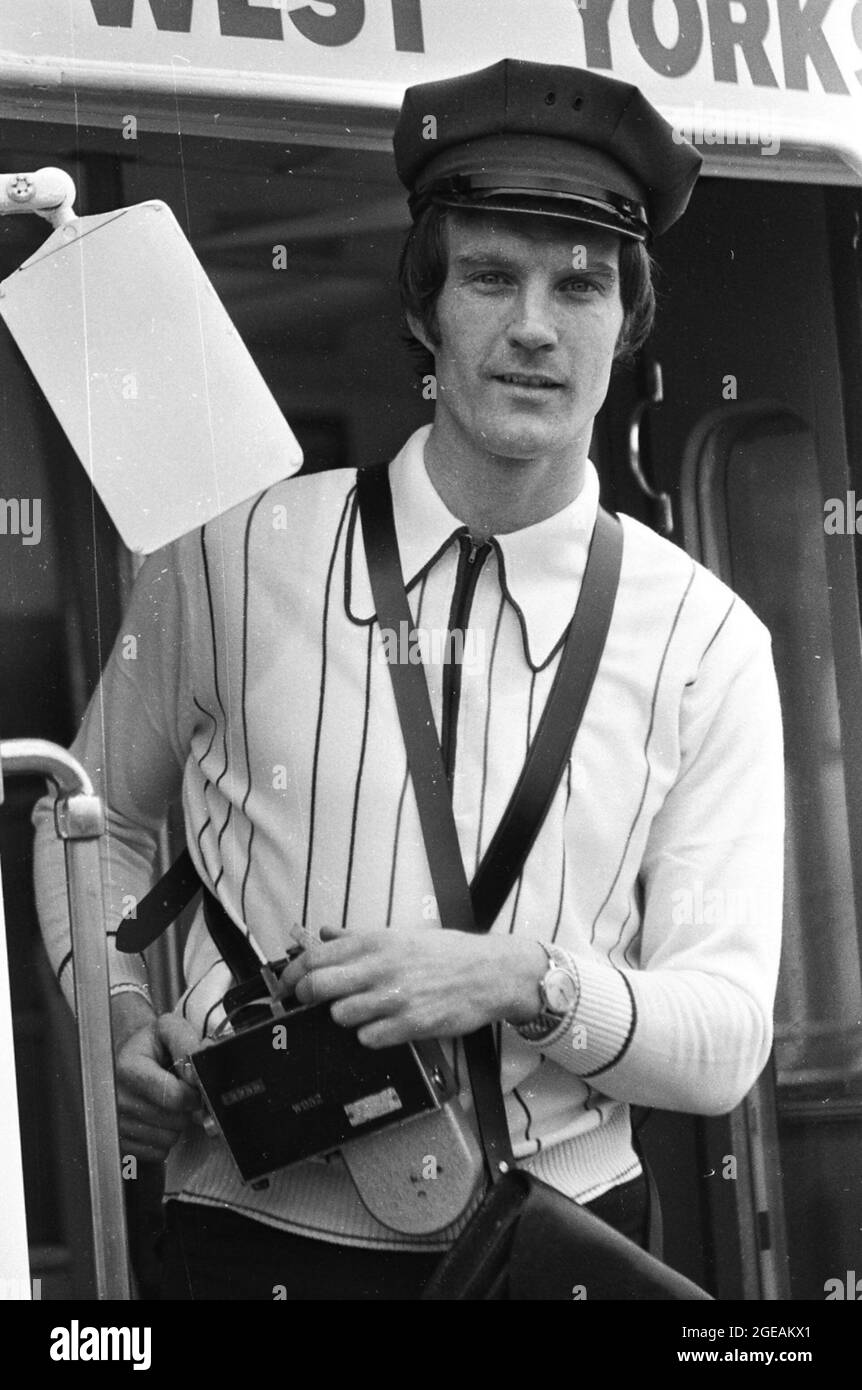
[398, 202, 656, 379]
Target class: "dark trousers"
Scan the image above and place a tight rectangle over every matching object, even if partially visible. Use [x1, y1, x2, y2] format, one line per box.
[159, 1171, 648, 1301]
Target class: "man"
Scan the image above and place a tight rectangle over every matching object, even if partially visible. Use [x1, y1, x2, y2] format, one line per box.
[33, 60, 784, 1300]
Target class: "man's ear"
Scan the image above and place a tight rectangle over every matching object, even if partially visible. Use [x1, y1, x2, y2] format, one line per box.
[406, 310, 434, 355]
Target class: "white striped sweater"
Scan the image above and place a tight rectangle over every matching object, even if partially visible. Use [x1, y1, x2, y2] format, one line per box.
[33, 424, 784, 1250]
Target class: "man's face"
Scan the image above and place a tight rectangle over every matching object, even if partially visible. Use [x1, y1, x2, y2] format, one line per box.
[414, 211, 625, 466]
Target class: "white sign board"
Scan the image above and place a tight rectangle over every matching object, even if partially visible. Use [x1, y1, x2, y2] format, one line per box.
[0, 1, 859, 179]
[0, 200, 303, 554]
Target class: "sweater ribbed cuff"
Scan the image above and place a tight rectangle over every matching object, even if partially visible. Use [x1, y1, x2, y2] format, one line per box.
[107, 937, 151, 996]
[525, 957, 634, 1076]
[109, 981, 153, 1002]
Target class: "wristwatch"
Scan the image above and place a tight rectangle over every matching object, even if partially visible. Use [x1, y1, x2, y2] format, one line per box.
[516, 943, 581, 1043]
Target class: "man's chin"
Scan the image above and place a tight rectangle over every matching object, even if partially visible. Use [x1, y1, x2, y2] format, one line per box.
[475, 424, 564, 462]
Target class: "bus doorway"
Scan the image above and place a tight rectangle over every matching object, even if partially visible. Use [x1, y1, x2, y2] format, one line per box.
[599, 175, 862, 1300]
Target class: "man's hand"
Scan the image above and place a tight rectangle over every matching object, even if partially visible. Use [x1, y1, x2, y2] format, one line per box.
[279, 926, 547, 1048]
[111, 994, 202, 1163]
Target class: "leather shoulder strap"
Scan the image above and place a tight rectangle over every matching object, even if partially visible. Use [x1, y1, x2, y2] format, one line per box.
[357, 462, 623, 1183]
[357, 462, 623, 936]
[117, 847, 200, 954]
[470, 504, 622, 930]
[357, 465, 476, 934]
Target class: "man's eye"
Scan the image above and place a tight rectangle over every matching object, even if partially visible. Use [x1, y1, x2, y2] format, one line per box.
[471, 272, 509, 287]
[563, 277, 601, 295]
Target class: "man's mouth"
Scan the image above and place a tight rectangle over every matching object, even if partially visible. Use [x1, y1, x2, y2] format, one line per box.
[494, 373, 564, 390]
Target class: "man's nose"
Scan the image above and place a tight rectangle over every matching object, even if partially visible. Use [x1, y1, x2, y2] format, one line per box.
[506, 287, 558, 352]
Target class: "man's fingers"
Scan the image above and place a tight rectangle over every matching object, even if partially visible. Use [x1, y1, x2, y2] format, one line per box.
[285, 932, 398, 1003]
[355, 1018, 413, 1050]
[117, 1089, 191, 1132]
[329, 988, 402, 1029]
[295, 960, 380, 1007]
[118, 1117, 189, 1164]
[318, 923, 349, 943]
[119, 1141, 170, 1165]
[119, 1116, 187, 1150]
[156, 1013, 203, 1065]
[120, 1050, 198, 1114]
[278, 934, 335, 996]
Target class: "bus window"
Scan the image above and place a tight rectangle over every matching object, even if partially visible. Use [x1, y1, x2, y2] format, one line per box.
[681, 403, 862, 1094]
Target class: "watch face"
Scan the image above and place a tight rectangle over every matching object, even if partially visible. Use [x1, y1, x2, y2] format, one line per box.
[544, 968, 577, 1015]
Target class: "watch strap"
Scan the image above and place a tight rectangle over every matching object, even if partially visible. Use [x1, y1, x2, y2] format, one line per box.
[516, 944, 581, 1043]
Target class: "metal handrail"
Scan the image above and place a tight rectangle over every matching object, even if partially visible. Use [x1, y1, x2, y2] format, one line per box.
[627, 357, 674, 536]
[0, 739, 131, 1300]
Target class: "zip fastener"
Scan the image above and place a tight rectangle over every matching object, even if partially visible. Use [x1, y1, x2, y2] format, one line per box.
[440, 533, 491, 784]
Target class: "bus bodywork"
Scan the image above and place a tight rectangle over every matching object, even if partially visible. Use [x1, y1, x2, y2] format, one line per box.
[0, 0, 861, 1301]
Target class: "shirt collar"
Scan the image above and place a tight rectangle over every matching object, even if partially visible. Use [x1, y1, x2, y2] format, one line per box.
[346, 423, 601, 669]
